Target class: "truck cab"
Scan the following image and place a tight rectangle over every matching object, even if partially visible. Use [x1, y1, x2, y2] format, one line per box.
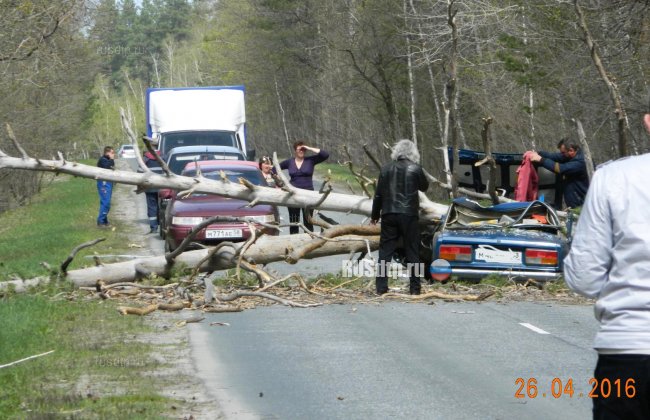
[146, 86, 254, 161]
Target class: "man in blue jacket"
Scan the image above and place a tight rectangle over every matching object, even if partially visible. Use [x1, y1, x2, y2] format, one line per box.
[96, 146, 115, 227]
[528, 142, 589, 208]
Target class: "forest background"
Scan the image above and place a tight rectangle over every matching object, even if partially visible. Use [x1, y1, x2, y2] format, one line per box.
[1, 0, 648, 212]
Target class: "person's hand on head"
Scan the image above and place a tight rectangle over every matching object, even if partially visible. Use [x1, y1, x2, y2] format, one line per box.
[644, 114, 650, 135]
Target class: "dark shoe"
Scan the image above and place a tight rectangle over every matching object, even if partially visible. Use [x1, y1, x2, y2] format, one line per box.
[409, 289, 421, 295]
[149, 226, 158, 234]
[376, 288, 388, 295]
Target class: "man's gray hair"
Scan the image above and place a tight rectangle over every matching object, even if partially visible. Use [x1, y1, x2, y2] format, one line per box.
[390, 139, 420, 163]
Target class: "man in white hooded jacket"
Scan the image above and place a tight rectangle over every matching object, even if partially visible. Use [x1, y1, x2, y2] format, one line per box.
[564, 113, 650, 419]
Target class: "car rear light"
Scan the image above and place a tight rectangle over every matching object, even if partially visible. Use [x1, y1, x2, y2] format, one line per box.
[525, 248, 558, 266]
[439, 244, 472, 262]
[246, 214, 276, 223]
[171, 216, 203, 226]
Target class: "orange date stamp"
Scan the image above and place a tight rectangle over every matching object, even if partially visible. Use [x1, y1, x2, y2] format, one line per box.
[515, 377, 636, 399]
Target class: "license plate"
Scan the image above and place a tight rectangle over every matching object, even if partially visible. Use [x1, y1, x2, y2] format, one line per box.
[205, 229, 243, 239]
[474, 245, 521, 264]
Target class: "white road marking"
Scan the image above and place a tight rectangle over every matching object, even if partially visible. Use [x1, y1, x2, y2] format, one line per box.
[519, 322, 550, 335]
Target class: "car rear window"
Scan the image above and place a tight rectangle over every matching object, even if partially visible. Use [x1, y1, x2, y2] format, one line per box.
[182, 168, 265, 186]
[168, 153, 244, 174]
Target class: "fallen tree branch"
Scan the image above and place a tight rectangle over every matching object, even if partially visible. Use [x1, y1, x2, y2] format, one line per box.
[0, 350, 55, 369]
[286, 224, 379, 263]
[203, 305, 243, 313]
[216, 290, 322, 308]
[117, 304, 158, 316]
[158, 302, 188, 311]
[60, 238, 106, 274]
[383, 290, 495, 301]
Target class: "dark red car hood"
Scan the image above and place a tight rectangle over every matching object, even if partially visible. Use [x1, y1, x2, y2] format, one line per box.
[171, 195, 274, 216]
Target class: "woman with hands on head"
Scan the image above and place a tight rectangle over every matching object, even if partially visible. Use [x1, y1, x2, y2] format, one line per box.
[279, 141, 329, 234]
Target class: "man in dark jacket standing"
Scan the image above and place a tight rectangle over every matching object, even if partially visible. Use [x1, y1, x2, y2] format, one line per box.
[528, 143, 589, 208]
[96, 146, 115, 227]
[371, 139, 429, 295]
[143, 149, 161, 234]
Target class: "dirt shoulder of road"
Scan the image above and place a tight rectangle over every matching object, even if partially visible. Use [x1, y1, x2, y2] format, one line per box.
[111, 160, 223, 419]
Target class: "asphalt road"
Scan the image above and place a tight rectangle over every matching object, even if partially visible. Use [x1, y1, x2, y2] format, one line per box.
[189, 301, 599, 420]
[121, 157, 599, 419]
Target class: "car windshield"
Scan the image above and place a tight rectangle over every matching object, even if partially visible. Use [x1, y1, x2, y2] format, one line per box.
[161, 131, 237, 156]
[180, 168, 266, 194]
[168, 153, 244, 174]
[122, 145, 133, 150]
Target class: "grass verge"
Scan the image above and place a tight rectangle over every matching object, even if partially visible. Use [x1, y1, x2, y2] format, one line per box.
[0, 294, 171, 418]
[0, 172, 129, 279]
[0, 172, 181, 418]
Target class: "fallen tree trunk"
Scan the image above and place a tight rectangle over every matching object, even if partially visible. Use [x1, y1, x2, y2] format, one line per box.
[64, 233, 378, 287]
[0, 233, 378, 292]
[0, 154, 448, 222]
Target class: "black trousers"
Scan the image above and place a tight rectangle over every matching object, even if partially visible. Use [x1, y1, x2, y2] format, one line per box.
[376, 213, 421, 294]
[593, 354, 650, 420]
[288, 207, 314, 235]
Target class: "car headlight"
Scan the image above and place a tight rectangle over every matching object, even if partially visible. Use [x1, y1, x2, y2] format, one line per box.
[171, 216, 204, 226]
[246, 214, 276, 223]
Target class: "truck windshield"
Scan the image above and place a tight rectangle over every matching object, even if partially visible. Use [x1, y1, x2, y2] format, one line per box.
[161, 131, 237, 156]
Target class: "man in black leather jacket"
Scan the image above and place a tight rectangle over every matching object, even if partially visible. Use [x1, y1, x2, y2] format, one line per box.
[371, 139, 429, 295]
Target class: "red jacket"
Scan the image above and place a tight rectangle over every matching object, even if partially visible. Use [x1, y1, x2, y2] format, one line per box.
[515, 153, 538, 202]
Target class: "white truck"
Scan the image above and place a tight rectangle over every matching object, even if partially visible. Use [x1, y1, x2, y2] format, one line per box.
[145, 86, 254, 160]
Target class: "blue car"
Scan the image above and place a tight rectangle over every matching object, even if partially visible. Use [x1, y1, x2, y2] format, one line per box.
[430, 197, 569, 281]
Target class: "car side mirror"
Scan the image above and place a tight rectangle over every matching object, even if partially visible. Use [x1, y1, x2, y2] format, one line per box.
[247, 149, 256, 161]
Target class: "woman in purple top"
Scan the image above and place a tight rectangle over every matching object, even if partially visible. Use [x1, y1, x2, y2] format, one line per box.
[279, 141, 329, 234]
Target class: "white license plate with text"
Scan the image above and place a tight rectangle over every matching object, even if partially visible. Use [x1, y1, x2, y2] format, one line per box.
[474, 245, 521, 264]
[205, 229, 243, 239]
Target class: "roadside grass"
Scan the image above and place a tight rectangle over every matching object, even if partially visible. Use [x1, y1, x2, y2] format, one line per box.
[0, 172, 180, 418]
[0, 295, 171, 418]
[315, 163, 375, 193]
[0, 171, 128, 280]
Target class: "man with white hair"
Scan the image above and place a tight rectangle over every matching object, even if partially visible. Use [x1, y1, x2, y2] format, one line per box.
[371, 139, 429, 295]
[564, 113, 650, 419]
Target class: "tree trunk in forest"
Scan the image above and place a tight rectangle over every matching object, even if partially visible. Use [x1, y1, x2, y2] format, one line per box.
[274, 75, 292, 154]
[574, 0, 630, 157]
[478, 117, 499, 205]
[573, 118, 594, 180]
[446, 1, 460, 197]
[404, 0, 417, 146]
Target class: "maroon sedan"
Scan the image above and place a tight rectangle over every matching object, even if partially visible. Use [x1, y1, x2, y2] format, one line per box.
[164, 160, 279, 252]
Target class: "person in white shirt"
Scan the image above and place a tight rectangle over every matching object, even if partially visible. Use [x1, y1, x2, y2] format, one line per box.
[564, 113, 650, 419]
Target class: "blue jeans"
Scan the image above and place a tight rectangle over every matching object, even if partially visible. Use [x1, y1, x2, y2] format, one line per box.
[97, 181, 113, 225]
